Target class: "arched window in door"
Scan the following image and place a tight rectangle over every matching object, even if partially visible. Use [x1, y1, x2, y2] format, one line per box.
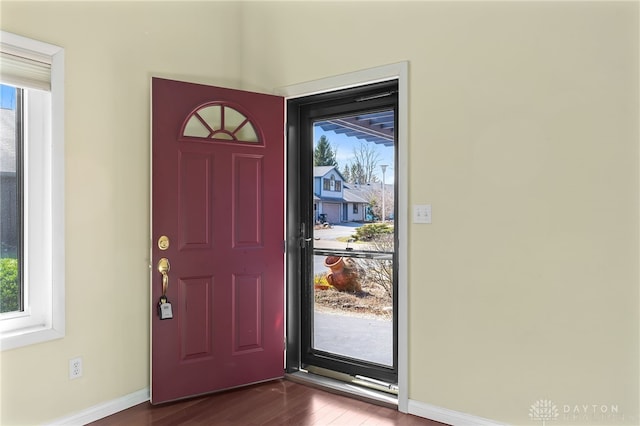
[181, 102, 260, 144]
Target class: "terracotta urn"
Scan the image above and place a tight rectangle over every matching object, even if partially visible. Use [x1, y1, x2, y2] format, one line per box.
[324, 256, 345, 273]
[324, 256, 360, 292]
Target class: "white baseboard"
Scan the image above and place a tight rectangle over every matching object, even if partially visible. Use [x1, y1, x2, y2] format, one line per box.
[408, 399, 506, 426]
[45, 387, 150, 426]
[42, 388, 502, 426]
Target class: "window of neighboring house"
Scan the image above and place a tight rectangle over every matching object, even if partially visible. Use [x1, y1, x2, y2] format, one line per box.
[353, 204, 358, 214]
[329, 175, 335, 191]
[0, 31, 65, 350]
[335, 181, 341, 192]
[323, 178, 330, 191]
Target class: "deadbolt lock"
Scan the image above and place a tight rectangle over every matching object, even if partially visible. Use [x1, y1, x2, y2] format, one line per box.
[158, 235, 170, 250]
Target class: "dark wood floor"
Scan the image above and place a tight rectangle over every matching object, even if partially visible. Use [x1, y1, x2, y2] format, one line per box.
[90, 379, 448, 425]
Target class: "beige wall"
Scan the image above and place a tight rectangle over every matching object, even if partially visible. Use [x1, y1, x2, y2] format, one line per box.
[0, 2, 244, 424]
[242, 3, 639, 423]
[1, 2, 638, 425]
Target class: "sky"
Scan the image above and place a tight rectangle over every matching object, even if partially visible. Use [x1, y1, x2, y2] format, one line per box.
[313, 125, 395, 185]
[1, 85, 17, 110]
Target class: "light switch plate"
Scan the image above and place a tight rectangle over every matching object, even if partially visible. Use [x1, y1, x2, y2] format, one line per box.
[413, 204, 432, 224]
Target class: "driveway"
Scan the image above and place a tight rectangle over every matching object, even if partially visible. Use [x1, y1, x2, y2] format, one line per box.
[313, 222, 361, 241]
[313, 222, 362, 272]
[314, 310, 393, 366]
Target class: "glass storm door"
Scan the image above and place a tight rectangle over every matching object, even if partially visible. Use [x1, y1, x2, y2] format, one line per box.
[287, 80, 399, 388]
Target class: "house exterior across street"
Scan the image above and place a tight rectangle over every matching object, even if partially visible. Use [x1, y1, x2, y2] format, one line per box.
[313, 166, 369, 224]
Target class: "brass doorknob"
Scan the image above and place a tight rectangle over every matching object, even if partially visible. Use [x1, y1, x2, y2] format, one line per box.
[158, 257, 170, 274]
[158, 258, 170, 294]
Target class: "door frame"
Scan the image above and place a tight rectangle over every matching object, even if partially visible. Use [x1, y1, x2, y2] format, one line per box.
[276, 61, 409, 412]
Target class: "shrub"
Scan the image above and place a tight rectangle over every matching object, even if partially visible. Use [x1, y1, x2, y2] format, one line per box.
[0, 258, 20, 313]
[354, 234, 394, 298]
[352, 223, 393, 241]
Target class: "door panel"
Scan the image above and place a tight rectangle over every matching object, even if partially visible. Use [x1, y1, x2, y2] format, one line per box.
[178, 151, 213, 249]
[151, 78, 284, 404]
[179, 276, 212, 360]
[232, 154, 263, 247]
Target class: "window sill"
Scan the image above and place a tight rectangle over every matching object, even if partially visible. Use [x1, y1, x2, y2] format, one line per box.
[1, 324, 64, 351]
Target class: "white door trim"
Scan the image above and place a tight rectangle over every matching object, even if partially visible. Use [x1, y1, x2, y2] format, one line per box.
[276, 61, 409, 412]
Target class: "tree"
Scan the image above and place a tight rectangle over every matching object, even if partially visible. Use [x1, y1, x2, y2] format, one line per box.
[349, 162, 364, 184]
[369, 184, 394, 221]
[314, 135, 338, 166]
[345, 142, 380, 184]
[341, 164, 351, 183]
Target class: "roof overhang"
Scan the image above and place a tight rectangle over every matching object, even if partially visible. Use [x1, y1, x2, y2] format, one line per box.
[315, 110, 394, 147]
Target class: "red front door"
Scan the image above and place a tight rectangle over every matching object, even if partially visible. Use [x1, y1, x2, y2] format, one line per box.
[151, 78, 284, 404]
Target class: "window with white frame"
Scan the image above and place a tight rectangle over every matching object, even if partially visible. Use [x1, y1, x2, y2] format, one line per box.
[0, 31, 65, 350]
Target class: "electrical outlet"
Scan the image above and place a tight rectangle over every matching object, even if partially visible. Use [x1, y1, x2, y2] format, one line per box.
[69, 357, 83, 379]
